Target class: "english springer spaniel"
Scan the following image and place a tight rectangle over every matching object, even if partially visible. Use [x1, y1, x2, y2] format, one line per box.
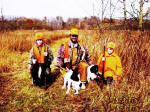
[87, 65, 99, 83]
[62, 64, 99, 94]
[62, 68, 81, 94]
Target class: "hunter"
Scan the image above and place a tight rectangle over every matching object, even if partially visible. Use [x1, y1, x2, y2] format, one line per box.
[29, 33, 53, 86]
[57, 28, 93, 89]
[97, 42, 123, 84]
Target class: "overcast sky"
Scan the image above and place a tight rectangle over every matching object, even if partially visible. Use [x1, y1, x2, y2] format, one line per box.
[0, 0, 150, 21]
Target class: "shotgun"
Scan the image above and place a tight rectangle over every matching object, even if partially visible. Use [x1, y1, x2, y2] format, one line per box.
[102, 46, 105, 81]
[99, 46, 105, 89]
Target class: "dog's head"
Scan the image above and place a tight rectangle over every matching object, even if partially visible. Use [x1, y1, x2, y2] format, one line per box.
[87, 65, 100, 81]
[90, 65, 99, 74]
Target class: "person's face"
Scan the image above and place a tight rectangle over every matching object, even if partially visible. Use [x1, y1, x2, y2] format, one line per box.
[107, 48, 114, 55]
[36, 39, 43, 46]
[70, 35, 78, 44]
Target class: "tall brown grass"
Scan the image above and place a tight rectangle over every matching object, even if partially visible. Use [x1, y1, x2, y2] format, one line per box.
[0, 30, 69, 73]
[0, 29, 149, 111]
[79, 30, 150, 111]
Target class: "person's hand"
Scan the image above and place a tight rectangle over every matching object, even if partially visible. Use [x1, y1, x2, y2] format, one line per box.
[32, 59, 37, 64]
[28, 64, 31, 70]
[114, 75, 118, 78]
[44, 52, 48, 56]
[102, 57, 105, 61]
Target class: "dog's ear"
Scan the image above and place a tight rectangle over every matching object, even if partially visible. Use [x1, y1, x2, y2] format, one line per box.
[94, 65, 98, 69]
[79, 83, 82, 87]
[90, 65, 99, 73]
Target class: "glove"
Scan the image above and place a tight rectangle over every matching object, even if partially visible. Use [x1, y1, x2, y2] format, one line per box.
[114, 75, 118, 78]
[28, 64, 32, 70]
[32, 59, 37, 64]
[44, 52, 48, 56]
[115, 75, 121, 81]
[102, 57, 105, 61]
[60, 67, 67, 76]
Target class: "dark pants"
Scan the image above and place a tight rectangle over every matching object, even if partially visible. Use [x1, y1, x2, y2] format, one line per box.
[31, 63, 50, 86]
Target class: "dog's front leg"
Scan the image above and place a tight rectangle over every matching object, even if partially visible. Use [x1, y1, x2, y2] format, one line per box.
[66, 80, 71, 94]
[62, 78, 67, 89]
[74, 82, 80, 94]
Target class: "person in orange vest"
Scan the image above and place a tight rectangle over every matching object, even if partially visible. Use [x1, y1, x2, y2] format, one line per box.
[97, 42, 123, 85]
[29, 33, 53, 86]
[57, 28, 93, 89]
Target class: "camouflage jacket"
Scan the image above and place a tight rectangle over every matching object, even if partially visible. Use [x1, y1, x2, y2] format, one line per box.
[57, 41, 92, 68]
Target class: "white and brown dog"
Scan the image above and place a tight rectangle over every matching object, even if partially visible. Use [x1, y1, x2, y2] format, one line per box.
[62, 65, 99, 94]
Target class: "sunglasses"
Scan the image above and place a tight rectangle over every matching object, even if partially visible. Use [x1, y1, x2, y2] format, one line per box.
[36, 39, 43, 41]
[72, 35, 78, 37]
[108, 48, 114, 50]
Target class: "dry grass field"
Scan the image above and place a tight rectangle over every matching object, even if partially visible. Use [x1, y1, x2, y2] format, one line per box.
[0, 30, 149, 112]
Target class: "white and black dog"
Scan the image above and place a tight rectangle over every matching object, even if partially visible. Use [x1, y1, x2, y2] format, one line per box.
[87, 65, 99, 83]
[62, 68, 81, 94]
[62, 64, 99, 94]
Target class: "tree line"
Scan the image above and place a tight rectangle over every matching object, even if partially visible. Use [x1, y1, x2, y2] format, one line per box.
[0, 15, 150, 31]
[1, 0, 150, 31]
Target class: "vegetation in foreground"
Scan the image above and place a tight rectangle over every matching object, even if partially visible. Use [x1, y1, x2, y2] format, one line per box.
[0, 30, 149, 112]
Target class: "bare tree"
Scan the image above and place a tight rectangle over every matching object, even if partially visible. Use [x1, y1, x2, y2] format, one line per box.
[101, 0, 104, 22]
[109, 0, 120, 22]
[139, 0, 150, 29]
[110, 0, 112, 20]
[119, 0, 150, 29]
[0, 8, 4, 31]
[123, 0, 127, 22]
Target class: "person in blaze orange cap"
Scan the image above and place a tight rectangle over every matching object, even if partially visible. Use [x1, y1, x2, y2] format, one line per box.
[57, 28, 93, 89]
[29, 33, 53, 87]
[97, 42, 123, 85]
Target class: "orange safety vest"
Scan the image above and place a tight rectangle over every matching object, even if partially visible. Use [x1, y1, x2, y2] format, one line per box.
[64, 42, 70, 62]
[33, 45, 47, 63]
[64, 41, 83, 64]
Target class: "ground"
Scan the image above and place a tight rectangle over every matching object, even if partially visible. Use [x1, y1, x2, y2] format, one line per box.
[0, 37, 102, 112]
[0, 30, 149, 112]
